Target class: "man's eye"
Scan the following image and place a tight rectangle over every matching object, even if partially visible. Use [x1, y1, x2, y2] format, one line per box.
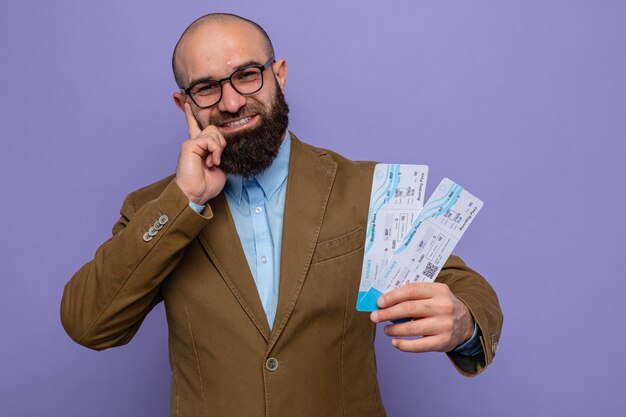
[236, 70, 260, 81]
[194, 83, 219, 95]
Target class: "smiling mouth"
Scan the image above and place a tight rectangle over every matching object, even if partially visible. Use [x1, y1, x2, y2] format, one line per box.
[220, 115, 256, 129]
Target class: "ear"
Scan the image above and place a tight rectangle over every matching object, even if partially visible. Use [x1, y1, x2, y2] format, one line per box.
[173, 92, 186, 111]
[272, 59, 288, 93]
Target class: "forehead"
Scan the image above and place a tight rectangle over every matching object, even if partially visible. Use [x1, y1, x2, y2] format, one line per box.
[177, 21, 268, 82]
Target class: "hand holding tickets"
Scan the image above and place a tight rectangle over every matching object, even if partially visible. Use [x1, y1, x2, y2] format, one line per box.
[358, 164, 483, 352]
[371, 282, 475, 353]
[175, 102, 228, 205]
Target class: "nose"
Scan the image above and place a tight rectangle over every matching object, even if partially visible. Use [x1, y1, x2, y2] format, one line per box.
[217, 81, 246, 113]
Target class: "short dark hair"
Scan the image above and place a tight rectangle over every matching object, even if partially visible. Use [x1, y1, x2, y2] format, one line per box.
[172, 13, 275, 89]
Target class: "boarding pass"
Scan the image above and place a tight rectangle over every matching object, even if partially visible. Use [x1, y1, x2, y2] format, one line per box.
[357, 164, 429, 303]
[357, 176, 483, 312]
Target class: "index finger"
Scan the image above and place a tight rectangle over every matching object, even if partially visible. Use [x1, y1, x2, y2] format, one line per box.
[377, 282, 439, 308]
[184, 102, 202, 138]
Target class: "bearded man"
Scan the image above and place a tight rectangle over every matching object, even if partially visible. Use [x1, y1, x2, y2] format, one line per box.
[61, 13, 503, 417]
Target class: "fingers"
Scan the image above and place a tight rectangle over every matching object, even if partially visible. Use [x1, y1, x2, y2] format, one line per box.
[371, 299, 434, 323]
[376, 282, 443, 309]
[383, 318, 457, 353]
[176, 104, 229, 204]
[390, 336, 445, 353]
[182, 103, 226, 167]
[383, 317, 438, 338]
[182, 101, 227, 149]
[183, 132, 225, 166]
[184, 102, 202, 138]
[371, 282, 472, 353]
[372, 283, 453, 323]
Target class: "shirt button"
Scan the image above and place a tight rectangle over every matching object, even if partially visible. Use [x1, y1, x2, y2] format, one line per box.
[261, 256, 268, 264]
[265, 357, 279, 371]
[254, 206, 263, 214]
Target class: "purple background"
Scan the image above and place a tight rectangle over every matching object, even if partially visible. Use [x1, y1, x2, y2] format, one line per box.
[1, 1, 625, 416]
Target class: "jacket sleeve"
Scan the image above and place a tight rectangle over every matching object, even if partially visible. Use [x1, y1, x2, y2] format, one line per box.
[436, 255, 503, 377]
[60, 179, 213, 351]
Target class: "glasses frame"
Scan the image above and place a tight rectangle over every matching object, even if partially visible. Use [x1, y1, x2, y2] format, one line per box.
[182, 57, 276, 109]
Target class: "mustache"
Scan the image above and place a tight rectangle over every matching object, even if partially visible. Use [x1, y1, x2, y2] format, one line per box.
[209, 102, 265, 126]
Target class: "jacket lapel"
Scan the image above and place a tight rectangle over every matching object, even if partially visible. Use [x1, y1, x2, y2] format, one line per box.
[197, 193, 271, 341]
[268, 134, 337, 349]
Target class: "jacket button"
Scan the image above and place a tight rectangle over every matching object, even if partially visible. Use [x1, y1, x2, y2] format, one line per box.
[142, 232, 153, 242]
[265, 357, 279, 371]
[158, 215, 169, 225]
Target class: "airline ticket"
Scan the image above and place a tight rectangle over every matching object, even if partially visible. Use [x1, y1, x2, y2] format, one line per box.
[357, 177, 483, 312]
[357, 164, 429, 305]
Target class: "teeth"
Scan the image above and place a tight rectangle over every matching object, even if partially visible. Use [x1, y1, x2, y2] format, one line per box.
[225, 117, 251, 128]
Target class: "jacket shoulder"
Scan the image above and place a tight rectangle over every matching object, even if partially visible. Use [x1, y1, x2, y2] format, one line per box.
[291, 133, 377, 174]
[127, 174, 176, 207]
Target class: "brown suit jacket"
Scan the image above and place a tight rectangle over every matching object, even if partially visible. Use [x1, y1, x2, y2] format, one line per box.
[61, 133, 503, 417]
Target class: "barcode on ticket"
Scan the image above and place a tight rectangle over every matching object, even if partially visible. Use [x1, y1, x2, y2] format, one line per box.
[423, 262, 439, 280]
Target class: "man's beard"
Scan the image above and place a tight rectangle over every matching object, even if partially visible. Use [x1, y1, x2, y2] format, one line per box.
[208, 85, 289, 177]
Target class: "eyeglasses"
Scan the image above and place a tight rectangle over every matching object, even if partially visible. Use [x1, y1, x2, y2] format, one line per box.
[182, 57, 275, 108]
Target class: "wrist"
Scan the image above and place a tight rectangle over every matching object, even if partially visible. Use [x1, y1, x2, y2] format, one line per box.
[462, 313, 475, 341]
[174, 179, 205, 205]
[453, 321, 482, 356]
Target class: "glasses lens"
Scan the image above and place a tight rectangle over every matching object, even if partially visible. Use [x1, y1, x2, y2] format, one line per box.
[190, 80, 221, 107]
[231, 67, 263, 94]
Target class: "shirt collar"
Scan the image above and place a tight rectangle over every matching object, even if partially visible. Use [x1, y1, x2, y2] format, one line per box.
[224, 130, 291, 205]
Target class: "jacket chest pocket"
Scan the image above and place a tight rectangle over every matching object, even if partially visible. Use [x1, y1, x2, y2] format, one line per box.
[300, 227, 366, 317]
[309, 226, 365, 288]
[311, 227, 365, 264]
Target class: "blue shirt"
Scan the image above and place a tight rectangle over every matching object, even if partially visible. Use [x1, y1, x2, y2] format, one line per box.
[189, 132, 482, 355]
[221, 131, 291, 329]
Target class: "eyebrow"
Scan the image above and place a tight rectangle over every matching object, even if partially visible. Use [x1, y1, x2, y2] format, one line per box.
[186, 60, 263, 88]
